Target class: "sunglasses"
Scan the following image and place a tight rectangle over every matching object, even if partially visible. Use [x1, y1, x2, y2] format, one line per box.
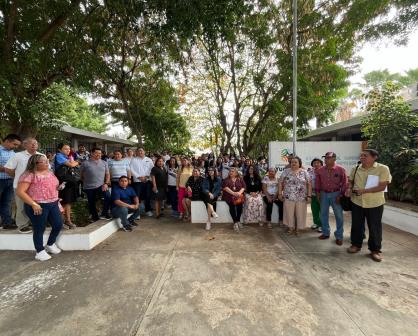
[36, 161, 48, 164]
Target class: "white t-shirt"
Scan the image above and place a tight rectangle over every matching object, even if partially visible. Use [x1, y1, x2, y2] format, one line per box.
[129, 156, 154, 181]
[5, 150, 46, 188]
[262, 175, 280, 196]
[167, 167, 178, 186]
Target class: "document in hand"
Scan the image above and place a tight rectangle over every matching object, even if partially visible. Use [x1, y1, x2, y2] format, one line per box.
[365, 174, 387, 192]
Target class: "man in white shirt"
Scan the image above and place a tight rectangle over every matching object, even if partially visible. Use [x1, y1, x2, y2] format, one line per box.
[128, 147, 154, 216]
[4, 137, 45, 233]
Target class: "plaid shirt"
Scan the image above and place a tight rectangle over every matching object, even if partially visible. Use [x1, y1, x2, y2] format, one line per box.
[0, 145, 15, 179]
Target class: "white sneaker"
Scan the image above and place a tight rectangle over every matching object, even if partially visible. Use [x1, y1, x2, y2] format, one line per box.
[146, 211, 153, 217]
[35, 250, 51, 261]
[238, 222, 244, 229]
[233, 223, 240, 232]
[45, 243, 61, 254]
[206, 222, 211, 230]
[311, 224, 318, 230]
[212, 212, 219, 218]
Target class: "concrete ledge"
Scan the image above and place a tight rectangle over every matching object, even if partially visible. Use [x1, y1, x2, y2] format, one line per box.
[383, 205, 418, 236]
[191, 201, 282, 224]
[191, 201, 233, 223]
[0, 218, 122, 251]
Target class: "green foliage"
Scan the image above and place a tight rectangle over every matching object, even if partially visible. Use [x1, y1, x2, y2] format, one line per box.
[363, 0, 418, 44]
[390, 148, 418, 203]
[361, 81, 418, 201]
[363, 68, 418, 88]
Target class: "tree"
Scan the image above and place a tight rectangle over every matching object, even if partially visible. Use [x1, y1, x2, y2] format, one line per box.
[182, 0, 391, 154]
[361, 81, 418, 199]
[363, 68, 418, 88]
[364, 0, 418, 44]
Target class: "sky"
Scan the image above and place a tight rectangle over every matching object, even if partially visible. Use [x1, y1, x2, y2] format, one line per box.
[349, 30, 418, 86]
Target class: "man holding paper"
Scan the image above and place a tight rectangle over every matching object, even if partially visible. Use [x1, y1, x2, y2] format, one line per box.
[346, 149, 392, 262]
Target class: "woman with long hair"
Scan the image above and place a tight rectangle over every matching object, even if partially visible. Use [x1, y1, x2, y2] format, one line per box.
[182, 168, 204, 221]
[243, 165, 265, 225]
[55, 143, 79, 229]
[150, 157, 168, 218]
[222, 167, 246, 232]
[201, 167, 222, 230]
[278, 156, 312, 235]
[166, 157, 179, 218]
[176, 157, 193, 220]
[16, 154, 63, 261]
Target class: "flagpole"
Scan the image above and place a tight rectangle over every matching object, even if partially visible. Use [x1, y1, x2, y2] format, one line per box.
[292, 0, 298, 155]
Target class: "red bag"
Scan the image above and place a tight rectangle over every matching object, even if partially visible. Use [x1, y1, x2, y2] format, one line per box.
[233, 193, 245, 205]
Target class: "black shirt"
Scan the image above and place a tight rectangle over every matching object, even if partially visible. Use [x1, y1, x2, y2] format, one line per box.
[244, 175, 262, 193]
[151, 166, 167, 188]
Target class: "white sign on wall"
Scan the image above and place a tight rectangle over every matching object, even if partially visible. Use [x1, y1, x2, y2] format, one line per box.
[269, 141, 362, 173]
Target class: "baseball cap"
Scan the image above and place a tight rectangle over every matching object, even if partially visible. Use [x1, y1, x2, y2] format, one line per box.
[322, 152, 336, 158]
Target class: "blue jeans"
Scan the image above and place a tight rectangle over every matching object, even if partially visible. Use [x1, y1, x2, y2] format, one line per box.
[111, 206, 140, 228]
[0, 179, 14, 226]
[167, 186, 178, 215]
[84, 187, 111, 221]
[320, 191, 344, 239]
[132, 181, 152, 212]
[24, 201, 63, 252]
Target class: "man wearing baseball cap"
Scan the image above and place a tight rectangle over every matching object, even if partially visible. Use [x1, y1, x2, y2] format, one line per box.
[315, 152, 348, 245]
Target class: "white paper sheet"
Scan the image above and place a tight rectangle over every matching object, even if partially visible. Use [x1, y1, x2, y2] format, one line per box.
[365, 175, 379, 189]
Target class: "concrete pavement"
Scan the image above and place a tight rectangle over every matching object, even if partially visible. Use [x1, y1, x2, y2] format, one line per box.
[1, 211, 417, 336]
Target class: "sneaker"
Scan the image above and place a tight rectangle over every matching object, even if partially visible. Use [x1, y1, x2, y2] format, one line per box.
[212, 212, 219, 218]
[121, 226, 133, 232]
[178, 213, 183, 220]
[206, 222, 211, 231]
[35, 250, 51, 261]
[67, 222, 77, 229]
[62, 223, 70, 230]
[146, 211, 153, 217]
[233, 223, 240, 232]
[99, 214, 112, 220]
[317, 227, 322, 233]
[19, 226, 32, 234]
[259, 222, 264, 227]
[45, 243, 61, 254]
[238, 222, 244, 229]
[311, 224, 318, 230]
[129, 220, 138, 227]
[267, 222, 273, 229]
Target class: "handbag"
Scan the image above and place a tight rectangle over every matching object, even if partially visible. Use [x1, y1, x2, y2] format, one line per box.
[55, 159, 80, 184]
[340, 164, 360, 212]
[233, 193, 245, 205]
[232, 179, 245, 205]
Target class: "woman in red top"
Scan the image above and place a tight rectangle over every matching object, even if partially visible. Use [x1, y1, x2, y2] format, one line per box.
[17, 154, 63, 261]
[222, 167, 246, 232]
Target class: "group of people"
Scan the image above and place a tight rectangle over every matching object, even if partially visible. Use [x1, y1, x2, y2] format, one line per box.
[0, 134, 391, 263]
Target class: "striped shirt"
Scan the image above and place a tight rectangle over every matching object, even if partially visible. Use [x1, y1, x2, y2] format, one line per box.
[108, 159, 130, 180]
[0, 145, 16, 179]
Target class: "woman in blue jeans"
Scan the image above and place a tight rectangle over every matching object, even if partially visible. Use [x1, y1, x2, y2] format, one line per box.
[17, 154, 63, 261]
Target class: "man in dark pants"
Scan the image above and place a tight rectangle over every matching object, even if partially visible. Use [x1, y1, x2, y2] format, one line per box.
[80, 148, 111, 222]
[346, 149, 391, 262]
[128, 147, 154, 217]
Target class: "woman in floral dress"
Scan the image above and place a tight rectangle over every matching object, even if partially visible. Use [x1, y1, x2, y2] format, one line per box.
[278, 156, 312, 235]
[243, 165, 265, 225]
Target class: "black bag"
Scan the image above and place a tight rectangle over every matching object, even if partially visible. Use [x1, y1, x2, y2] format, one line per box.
[340, 195, 352, 211]
[341, 164, 360, 212]
[55, 158, 80, 184]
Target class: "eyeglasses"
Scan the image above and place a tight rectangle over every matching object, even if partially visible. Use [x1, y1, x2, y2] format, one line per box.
[36, 161, 48, 164]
